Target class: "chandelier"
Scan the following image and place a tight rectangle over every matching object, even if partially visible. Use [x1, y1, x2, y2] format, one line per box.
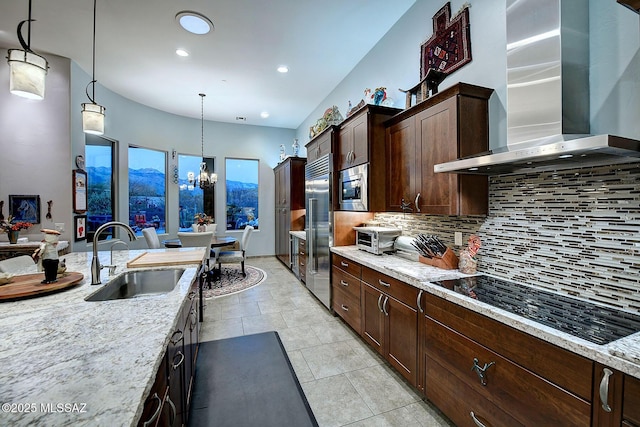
[188, 93, 217, 189]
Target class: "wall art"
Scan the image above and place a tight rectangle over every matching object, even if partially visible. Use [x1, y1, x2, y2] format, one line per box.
[73, 169, 87, 213]
[8, 194, 41, 224]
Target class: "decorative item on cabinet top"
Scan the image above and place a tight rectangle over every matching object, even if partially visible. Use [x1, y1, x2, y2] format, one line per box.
[401, 2, 472, 109]
[308, 105, 343, 140]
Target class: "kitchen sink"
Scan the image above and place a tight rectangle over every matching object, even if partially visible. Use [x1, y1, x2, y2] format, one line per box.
[85, 268, 185, 301]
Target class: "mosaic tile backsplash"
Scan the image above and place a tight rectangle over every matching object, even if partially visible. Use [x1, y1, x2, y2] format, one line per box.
[374, 163, 640, 313]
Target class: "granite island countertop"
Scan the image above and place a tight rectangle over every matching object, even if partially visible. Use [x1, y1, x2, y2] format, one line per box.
[289, 230, 306, 240]
[0, 247, 205, 427]
[331, 245, 640, 380]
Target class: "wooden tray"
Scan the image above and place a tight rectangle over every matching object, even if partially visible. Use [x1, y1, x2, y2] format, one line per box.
[0, 272, 84, 301]
[126, 249, 205, 268]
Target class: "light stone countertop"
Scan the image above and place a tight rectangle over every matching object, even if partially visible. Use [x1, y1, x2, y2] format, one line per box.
[289, 230, 306, 240]
[0, 247, 204, 427]
[331, 245, 640, 380]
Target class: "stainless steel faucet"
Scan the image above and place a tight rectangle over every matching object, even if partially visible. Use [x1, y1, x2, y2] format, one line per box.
[107, 240, 130, 276]
[91, 221, 136, 285]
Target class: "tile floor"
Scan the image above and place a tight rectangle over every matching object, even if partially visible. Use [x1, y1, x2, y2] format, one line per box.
[199, 256, 455, 427]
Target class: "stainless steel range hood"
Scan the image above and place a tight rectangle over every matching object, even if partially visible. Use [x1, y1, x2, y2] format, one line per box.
[435, 0, 640, 175]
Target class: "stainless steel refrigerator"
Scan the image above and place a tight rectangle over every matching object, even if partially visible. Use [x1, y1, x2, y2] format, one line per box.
[305, 154, 332, 309]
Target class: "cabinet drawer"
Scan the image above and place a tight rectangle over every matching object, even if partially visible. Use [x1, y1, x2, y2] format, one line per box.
[298, 256, 307, 282]
[362, 266, 418, 308]
[426, 317, 591, 426]
[332, 267, 361, 301]
[426, 356, 523, 427]
[332, 254, 361, 278]
[333, 286, 361, 334]
[625, 374, 640, 425]
[298, 238, 306, 252]
[425, 293, 593, 400]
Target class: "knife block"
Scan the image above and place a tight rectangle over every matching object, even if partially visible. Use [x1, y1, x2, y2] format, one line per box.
[418, 248, 459, 270]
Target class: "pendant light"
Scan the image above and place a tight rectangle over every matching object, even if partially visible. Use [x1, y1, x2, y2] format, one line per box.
[81, 0, 106, 135]
[195, 93, 217, 189]
[6, 0, 49, 100]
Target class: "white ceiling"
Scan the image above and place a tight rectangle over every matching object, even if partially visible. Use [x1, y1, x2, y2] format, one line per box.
[0, 0, 416, 129]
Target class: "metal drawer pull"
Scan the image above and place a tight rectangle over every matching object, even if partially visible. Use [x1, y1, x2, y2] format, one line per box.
[340, 280, 349, 287]
[341, 304, 349, 312]
[170, 330, 183, 345]
[471, 357, 495, 386]
[599, 368, 614, 412]
[382, 296, 389, 316]
[166, 395, 177, 426]
[378, 279, 390, 288]
[470, 411, 487, 427]
[417, 290, 424, 313]
[377, 294, 384, 312]
[415, 193, 421, 212]
[172, 351, 185, 370]
[142, 393, 162, 427]
[341, 261, 349, 267]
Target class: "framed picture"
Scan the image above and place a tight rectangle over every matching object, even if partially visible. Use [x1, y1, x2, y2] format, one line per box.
[9, 195, 41, 224]
[75, 215, 87, 241]
[73, 169, 87, 213]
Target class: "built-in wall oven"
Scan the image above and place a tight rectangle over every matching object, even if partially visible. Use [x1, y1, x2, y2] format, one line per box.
[338, 163, 368, 211]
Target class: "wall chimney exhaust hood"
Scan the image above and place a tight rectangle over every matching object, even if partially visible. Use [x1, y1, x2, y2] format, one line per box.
[435, 0, 640, 175]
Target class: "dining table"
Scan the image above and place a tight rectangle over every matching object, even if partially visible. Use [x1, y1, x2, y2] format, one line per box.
[163, 235, 238, 284]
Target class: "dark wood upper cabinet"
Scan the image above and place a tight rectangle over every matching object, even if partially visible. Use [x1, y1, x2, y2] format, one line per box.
[385, 83, 493, 215]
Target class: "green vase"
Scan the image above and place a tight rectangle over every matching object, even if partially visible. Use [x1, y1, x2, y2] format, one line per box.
[8, 230, 19, 244]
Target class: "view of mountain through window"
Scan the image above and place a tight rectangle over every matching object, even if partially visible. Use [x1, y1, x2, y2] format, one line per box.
[226, 158, 259, 230]
[85, 136, 114, 240]
[128, 146, 166, 235]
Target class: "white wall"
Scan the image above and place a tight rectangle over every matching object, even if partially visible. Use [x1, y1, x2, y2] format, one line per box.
[295, 0, 508, 151]
[1, 55, 294, 256]
[0, 52, 74, 244]
[69, 63, 295, 255]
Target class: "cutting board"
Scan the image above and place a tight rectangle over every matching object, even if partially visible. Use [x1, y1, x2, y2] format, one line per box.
[0, 272, 84, 301]
[126, 248, 206, 268]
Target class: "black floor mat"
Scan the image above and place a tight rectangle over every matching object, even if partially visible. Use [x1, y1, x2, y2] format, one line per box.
[188, 331, 318, 427]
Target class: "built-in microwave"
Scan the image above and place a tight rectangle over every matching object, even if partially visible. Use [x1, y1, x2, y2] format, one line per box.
[339, 164, 368, 211]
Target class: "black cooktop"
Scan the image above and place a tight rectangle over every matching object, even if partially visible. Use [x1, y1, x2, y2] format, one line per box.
[432, 275, 640, 345]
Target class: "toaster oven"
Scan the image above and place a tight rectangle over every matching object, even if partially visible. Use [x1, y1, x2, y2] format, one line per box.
[353, 226, 401, 255]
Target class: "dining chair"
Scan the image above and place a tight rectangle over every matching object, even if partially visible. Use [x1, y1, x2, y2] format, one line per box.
[142, 227, 161, 249]
[216, 226, 254, 277]
[177, 231, 214, 287]
[0, 255, 38, 273]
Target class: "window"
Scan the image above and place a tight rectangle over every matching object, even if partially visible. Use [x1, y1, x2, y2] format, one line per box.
[85, 135, 114, 241]
[128, 146, 166, 235]
[178, 155, 215, 231]
[226, 158, 259, 230]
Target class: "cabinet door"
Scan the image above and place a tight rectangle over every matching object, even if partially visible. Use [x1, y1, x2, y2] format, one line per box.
[624, 374, 640, 426]
[361, 282, 385, 355]
[592, 363, 623, 427]
[274, 162, 290, 207]
[338, 113, 368, 170]
[386, 117, 417, 211]
[275, 208, 290, 265]
[386, 296, 418, 386]
[415, 96, 458, 215]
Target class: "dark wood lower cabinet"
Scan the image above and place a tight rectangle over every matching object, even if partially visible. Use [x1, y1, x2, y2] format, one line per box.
[361, 281, 418, 387]
[138, 281, 199, 427]
[331, 253, 640, 427]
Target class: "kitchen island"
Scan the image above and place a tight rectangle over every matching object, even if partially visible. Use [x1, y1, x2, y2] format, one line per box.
[0, 247, 204, 427]
[331, 245, 640, 379]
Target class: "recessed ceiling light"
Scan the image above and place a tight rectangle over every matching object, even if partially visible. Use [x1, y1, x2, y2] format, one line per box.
[176, 48, 189, 57]
[176, 11, 214, 35]
[277, 65, 289, 73]
[260, 112, 270, 118]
